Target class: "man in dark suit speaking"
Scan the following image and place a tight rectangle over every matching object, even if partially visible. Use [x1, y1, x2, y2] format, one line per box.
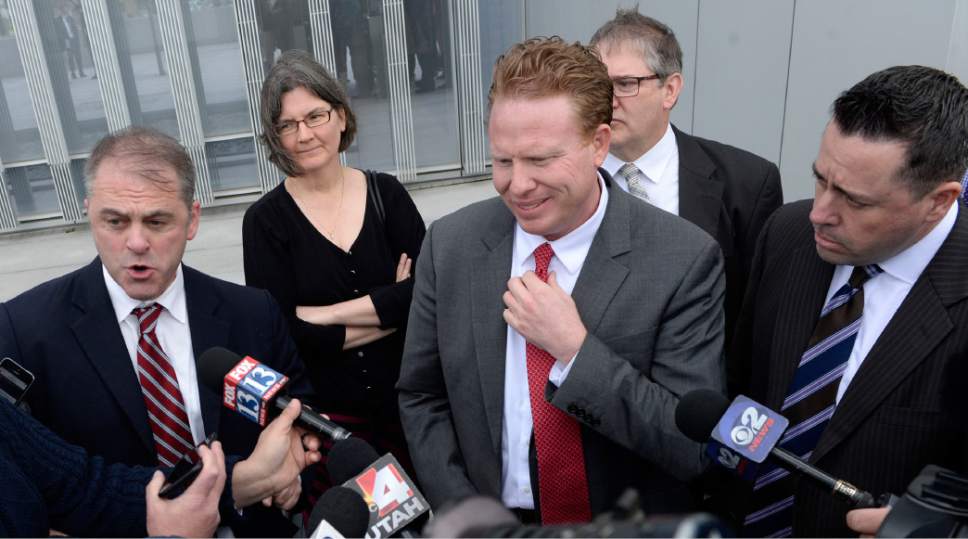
[730, 66, 968, 537]
[0, 127, 313, 535]
[398, 36, 725, 525]
[590, 9, 782, 345]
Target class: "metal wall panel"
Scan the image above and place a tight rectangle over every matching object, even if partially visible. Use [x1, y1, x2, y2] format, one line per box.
[8, 0, 80, 223]
[232, 0, 278, 193]
[382, 0, 418, 183]
[453, 0, 488, 175]
[0, 164, 16, 230]
[155, 0, 214, 205]
[692, 0, 793, 165]
[780, 0, 959, 201]
[81, 0, 130, 132]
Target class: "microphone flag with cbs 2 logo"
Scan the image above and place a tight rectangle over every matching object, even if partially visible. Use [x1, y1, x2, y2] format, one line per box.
[708, 395, 789, 480]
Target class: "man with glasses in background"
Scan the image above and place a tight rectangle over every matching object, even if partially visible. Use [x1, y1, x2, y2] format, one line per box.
[590, 9, 782, 345]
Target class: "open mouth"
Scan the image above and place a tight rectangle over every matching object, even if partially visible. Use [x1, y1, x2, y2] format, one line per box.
[127, 264, 153, 278]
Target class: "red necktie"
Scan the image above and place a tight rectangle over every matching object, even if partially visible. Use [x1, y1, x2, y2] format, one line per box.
[133, 303, 195, 466]
[525, 242, 592, 524]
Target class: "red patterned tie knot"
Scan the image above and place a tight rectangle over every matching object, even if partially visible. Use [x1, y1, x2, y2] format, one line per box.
[533, 243, 554, 282]
[133, 303, 163, 335]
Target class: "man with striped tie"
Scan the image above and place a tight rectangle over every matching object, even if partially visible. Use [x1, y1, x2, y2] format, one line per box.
[0, 127, 314, 535]
[590, 9, 783, 348]
[729, 65, 968, 537]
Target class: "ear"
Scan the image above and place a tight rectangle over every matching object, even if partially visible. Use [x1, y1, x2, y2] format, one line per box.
[922, 181, 962, 222]
[591, 123, 612, 167]
[337, 107, 347, 132]
[661, 72, 684, 111]
[187, 201, 201, 241]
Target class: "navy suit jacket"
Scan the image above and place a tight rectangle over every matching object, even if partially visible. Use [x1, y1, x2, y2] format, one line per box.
[0, 259, 313, 535]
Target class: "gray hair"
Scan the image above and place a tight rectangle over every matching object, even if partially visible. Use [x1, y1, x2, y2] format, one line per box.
[589, 8, 683, 80]
[85, 126, 195, 207]
[259, 49, 357, 178]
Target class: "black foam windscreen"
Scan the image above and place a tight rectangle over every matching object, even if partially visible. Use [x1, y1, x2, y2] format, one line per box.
[675, 388, 731, 443]
[197, 347, 244, 392]
[326, 437, 381, 485]
[308, 486, 371, 537]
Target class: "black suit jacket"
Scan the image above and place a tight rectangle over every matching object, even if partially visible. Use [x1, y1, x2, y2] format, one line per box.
[673, 126, 783, 346]
[0, 259, 313, 535]
[730, 200, 968, 536]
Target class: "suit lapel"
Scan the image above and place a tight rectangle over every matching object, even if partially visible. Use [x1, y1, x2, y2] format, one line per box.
[471, 206, 515, 457]
[183, 266, 230, 436]
[766, 244, 833, 410]
[813, 207, 968, 462]
[674, 126, 724, 244]
[69, 259, 155, 455]
[571, 180, 631, 334]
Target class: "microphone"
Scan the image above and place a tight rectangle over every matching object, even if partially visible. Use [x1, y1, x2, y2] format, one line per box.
[326, 438, 431, 538]
[675, 389, 876, 508]
[298, 486, 371, 539]
[198, 347, 351, 441]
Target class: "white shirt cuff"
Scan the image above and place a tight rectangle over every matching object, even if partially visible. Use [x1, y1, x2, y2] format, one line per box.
[548, 354, 577, 387]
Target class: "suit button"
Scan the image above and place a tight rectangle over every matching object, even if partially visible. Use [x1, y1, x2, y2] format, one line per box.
[350, 269, 356, 274]
[357, 351, 364, 357]
[567, 404, 578, 413]
[592, 418, 601, 427]
[366, 385, 373, 390]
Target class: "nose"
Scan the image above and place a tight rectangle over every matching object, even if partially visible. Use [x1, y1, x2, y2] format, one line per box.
[126, 224, 149, 254]
[296, 120, 314, 142]
[507, 161, 536, 197]
[809, 190, 837, 228]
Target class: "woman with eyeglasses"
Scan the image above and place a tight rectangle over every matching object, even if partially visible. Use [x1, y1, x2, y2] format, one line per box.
[242, 50, 425, 468]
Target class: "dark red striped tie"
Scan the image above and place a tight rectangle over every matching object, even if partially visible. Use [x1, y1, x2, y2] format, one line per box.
[133, 303, 195, 466]
[526, 242, 592, 524]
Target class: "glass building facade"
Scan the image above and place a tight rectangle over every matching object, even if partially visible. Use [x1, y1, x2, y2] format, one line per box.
[0, 0, 522, 232]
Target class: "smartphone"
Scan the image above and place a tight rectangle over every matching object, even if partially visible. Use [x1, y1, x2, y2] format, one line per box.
[158, 431, 218, 499]
[0, 357, 35, 406]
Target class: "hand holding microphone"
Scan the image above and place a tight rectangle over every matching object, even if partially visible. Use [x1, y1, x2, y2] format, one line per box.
[231, 398, 322, 510]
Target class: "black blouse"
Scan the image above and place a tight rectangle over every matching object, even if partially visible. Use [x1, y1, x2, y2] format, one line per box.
[242, 171, 426, 417]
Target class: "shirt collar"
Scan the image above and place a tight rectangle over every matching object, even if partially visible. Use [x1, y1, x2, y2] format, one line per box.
[874, 200, 959, 285]
[102, 264, 188, 325]
[603, 123, 676, 183]
[513, 173, 609, 274]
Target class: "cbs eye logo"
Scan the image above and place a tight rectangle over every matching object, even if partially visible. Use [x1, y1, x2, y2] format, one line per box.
[730, 406, 769, 446]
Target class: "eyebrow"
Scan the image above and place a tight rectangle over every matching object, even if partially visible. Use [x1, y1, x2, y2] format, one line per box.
[812, 164, 873, 203]
[278, 107, 330, 122]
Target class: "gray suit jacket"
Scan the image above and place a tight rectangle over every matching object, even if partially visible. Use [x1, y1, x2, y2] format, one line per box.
[397, 175, 726, 515]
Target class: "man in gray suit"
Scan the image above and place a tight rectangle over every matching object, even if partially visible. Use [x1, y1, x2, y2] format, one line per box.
[398, 37, 726, 525]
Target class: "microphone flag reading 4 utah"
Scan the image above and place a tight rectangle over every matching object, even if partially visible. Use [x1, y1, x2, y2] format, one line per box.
[341, 453, 429, 538]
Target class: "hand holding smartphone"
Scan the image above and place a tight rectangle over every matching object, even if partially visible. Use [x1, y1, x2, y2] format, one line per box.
[158, 432, 218, 499]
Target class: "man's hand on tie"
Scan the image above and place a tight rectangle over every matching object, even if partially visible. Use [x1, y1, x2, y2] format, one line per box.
[503, 271, 587, 363]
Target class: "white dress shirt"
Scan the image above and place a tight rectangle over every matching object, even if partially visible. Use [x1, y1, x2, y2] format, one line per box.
[103, 264, 205, 445]
[830, 201, 958, 404]
[603, 123, 680, 215]
[501, 174, 609, 509]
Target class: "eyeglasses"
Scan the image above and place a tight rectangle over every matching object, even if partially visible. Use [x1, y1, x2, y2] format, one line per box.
[611, 75, 662, 97]
[275, 108, 334, 136]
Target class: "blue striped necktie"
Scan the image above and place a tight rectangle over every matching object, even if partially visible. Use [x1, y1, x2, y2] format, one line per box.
[743, 264, 882, 537]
